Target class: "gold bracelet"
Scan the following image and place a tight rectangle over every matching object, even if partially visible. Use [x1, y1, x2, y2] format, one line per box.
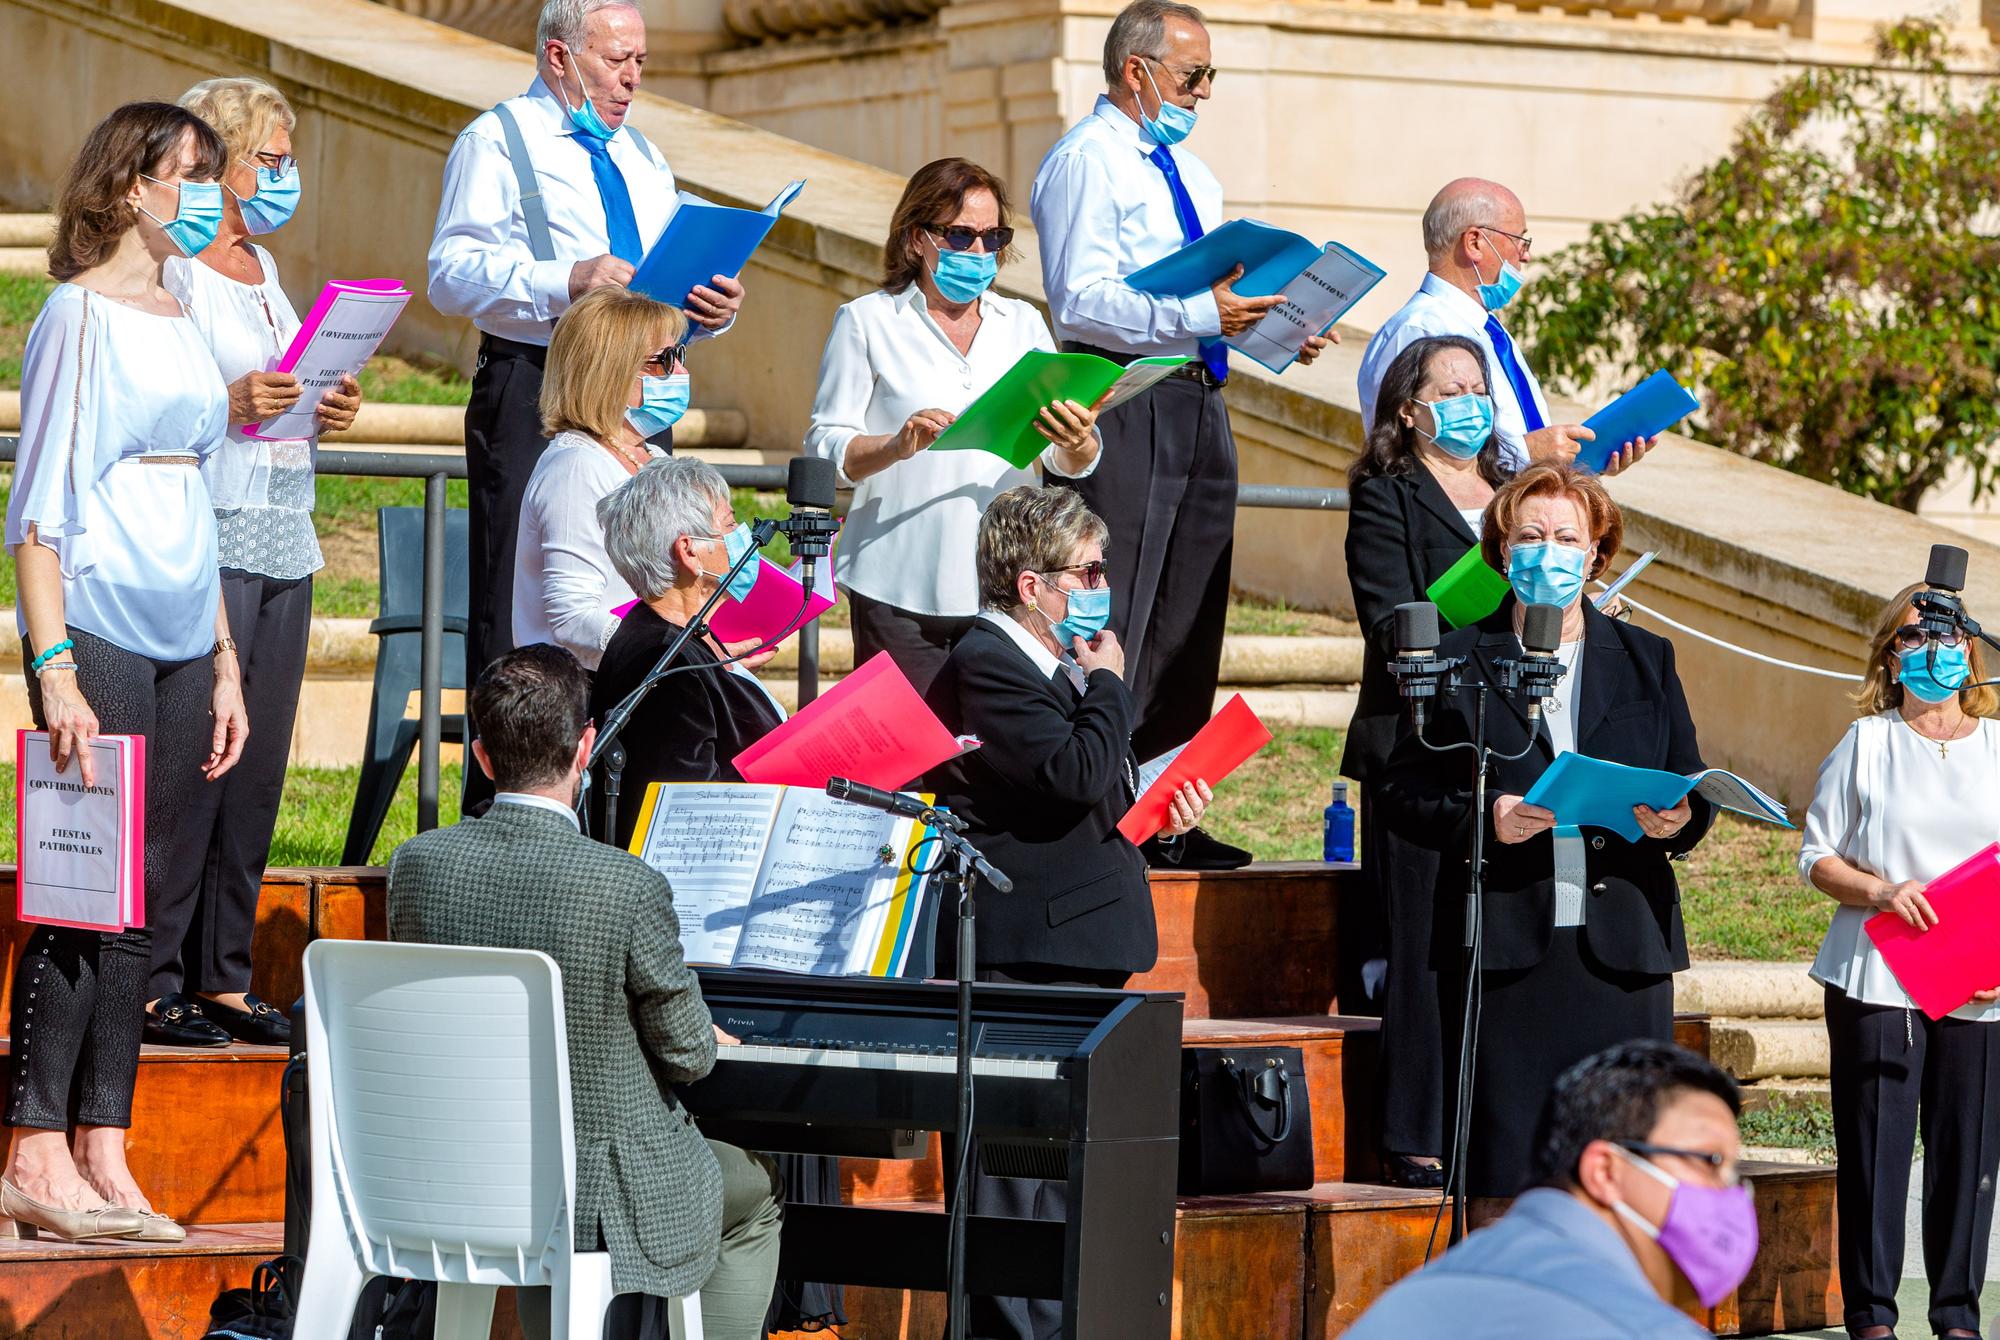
[213, 637, 238, 657]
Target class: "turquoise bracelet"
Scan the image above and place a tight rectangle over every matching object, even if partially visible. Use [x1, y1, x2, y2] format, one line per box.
[30, 638, 74, 673]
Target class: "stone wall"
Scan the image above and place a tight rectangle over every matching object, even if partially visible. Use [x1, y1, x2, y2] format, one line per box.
[7, 0, 2000, 802]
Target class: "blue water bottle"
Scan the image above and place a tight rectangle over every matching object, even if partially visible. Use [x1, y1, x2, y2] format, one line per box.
[1324, 780, 1355, 863]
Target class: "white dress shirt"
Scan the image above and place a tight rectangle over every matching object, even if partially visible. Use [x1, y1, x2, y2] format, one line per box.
[428, 79, 704, 347]
[1030, 95, 1223, 358]
[1800, 712, 2000, 1021]
[804, 286, 1094, 617]
[494, 791, 582, 829]
[512, 430, 660, 668]
[1356, 273, 1550, 468]
[978, 609, 1087, 694]
[8, 285, 226, 662]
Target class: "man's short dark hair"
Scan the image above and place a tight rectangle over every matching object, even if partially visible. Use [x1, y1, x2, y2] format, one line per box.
[469, 644, 590, 791]
[1528, 1040, 1741, 1190]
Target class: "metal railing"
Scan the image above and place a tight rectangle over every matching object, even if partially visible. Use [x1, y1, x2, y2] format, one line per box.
[0, 436, 1346, 834]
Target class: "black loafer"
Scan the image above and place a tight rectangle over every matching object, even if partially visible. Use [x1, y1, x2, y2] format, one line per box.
[196, 993, 292, 1047]
[1383, 1152, 1446, 1189]
[1143, 826, 1253, 871]
[144, 993, 230, 1048]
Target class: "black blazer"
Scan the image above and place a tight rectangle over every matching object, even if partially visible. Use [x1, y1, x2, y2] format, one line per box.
[923, 619, 1154, 976]
[1376, 601, 1714, 976]
[1341, 466, 1487, 783]
[589, 604, 785, 849]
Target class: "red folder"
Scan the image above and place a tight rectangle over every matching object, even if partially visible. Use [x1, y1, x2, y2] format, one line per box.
[1117, 694, 1273, 846]
[1865, 842, 2000, 1020]
[734, 651, 963, 791]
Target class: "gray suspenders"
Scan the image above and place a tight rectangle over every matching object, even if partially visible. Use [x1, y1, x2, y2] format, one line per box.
[488, 102, 661, 265]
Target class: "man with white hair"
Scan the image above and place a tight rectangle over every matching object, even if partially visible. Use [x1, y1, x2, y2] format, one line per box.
[429, 0, 746, 809]
[1357, 177, 1650, 472]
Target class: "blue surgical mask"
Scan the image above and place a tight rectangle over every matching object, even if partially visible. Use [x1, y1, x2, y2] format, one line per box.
[139, 175, 225, 257]
[1041, 581, 1113, 647]
[555, 53, 616, 140]
[1418, 393, 1494, 460]
[1475, 254, 1525, 312]
[1139, 62, 1198, 147]
[931, 247, 997, 304]
[1899, 643, 1972, 704]
[626, 372, 690, 440]
[231, 160, 301, 235]
[1506, 541, 1590, 608]
[700, 522, 763, 602]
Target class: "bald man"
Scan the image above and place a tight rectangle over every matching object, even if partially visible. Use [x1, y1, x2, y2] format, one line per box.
[1357, 178, 1649, 472]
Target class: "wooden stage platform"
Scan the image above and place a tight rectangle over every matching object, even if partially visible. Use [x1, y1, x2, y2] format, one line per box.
[0, 864, 1838, 1338]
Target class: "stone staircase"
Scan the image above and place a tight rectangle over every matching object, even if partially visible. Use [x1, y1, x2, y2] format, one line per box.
[0, 864, 1842, 1338]
[1677, 960, 1831, 1159]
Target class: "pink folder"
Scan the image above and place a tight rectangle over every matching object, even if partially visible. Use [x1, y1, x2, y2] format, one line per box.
[734, 651, 962, 790]
[709, 550, 838, 646]
[1117, 695, 1273, 846]
[1865, 842, 2000, 1020]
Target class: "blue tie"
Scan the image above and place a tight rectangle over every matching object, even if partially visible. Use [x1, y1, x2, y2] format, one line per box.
[1484, 315, 1546, 434]
[576, 133, 642, 265]
[1147, 145, 1230, 385]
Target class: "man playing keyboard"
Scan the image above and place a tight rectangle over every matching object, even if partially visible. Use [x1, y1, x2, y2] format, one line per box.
[386, 643, 782, 1340]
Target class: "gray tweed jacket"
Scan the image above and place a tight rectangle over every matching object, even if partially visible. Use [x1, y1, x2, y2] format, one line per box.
[385, 800, 723, 1299]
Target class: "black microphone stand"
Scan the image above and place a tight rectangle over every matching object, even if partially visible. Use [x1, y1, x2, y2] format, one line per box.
[582, 517, 780, 842]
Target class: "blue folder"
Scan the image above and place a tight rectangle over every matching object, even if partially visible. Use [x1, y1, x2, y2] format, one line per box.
[1521, 752, 1789, 842]
[1123, 219, 1327, 299]
[630, 180, 805, 308]
[1577, 369, 1699, 473]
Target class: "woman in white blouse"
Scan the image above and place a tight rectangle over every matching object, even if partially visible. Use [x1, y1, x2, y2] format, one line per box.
[512, 285, 685, 670]
[149, 76, 362, 1052]
[2, 102, 250, 1247]
[1800, 589, 2000, 1340]
[805, 157, 1103, 693]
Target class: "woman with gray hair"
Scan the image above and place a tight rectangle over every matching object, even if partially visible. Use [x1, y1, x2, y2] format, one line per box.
[587, 456, 786, 849]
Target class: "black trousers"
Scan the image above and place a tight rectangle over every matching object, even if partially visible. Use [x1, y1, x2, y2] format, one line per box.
[945, 963, 1130, 1340]
[150, 570, 312, 1000]
[1825, 986, 2000, 1336]
[7, 629, 213, 1130]
[847, 589, 976, 699]
[1062, 368, 1234, 762]
[1371, 789, 1444, 1159]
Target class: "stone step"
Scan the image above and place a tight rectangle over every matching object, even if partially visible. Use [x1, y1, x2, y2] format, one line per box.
[0, 213, 53, 247]
[1711, 1017, 1830, 1081]
[1676, 960, 1824, 1020]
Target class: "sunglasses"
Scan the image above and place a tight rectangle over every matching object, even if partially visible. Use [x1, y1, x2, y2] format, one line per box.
[1893, 626, 1966, 651]
[1043, 560, 1109, 588]
[924, 223, 1014, 254]
[1476, 223, 1534, 259]
[1144, 54, 1220, 92]
[640, 340, 691, 375]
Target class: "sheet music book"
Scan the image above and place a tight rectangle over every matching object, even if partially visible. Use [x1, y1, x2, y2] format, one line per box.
[733, 651, 968, 791]
[1119, 695, 1273, 845]
[1520, 752, 1790, 842]
[1866, 842, 2000, 1020]
[1577, 370, 1699, 472]
[246, 278, 410, 440]
[928, 350, 1187, 468]
[629, 180, 806, 308]
[627, 781, 934, 976]
[16, 730, 145, 931]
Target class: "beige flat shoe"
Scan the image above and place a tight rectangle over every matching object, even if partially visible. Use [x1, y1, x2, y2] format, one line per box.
[118, 1210, 186, 1243]
[0, 1178, 144, 1241]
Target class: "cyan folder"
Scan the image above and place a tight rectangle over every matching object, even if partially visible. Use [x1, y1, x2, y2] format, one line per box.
[630, 179, 805, 307]
[1521, 752, 1790, 843]
[1577, 370, 1699, 473]
[1124, 219, 1329, 299]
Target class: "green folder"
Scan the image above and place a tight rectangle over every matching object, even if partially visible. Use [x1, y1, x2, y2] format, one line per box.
[1426, 545, 1511, 629]
[930, 350, 1189, 469]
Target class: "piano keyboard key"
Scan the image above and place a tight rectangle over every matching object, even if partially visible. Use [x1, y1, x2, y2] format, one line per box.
[718, 1041, 1062, 1080]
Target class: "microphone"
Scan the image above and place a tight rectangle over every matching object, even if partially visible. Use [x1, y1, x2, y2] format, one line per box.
[777, 456, 840, 591]
[1386, 602, 1455, 733]
[826, 776, 949, 825]
[1510, 602, 1568, 725]
[1913, 543, 1972, 643]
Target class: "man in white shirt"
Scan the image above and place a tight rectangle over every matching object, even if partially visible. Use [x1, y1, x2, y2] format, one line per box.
[428, 0, 745, 807]
[1032, 1, 1326, 863]
[1357, 178, 1651, 472]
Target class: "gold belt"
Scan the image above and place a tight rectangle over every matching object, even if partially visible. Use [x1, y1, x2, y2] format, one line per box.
[137, 455, 200, 466]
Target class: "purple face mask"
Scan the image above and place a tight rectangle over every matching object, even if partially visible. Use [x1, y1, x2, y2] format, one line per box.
[1611, 1145, 1759, 1309]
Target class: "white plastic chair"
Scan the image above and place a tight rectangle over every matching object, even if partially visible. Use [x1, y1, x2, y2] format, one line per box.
[293, 939, 703, 1340]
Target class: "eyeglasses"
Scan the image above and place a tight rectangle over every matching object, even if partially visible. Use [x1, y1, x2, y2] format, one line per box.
[1893, 626, 1967, 651]
[1042, 560, 1109, 589]
[1476, 224, 1534, 259]
[1144, 54, 1219, 92]
[640, 340, 691, 375]
[248, 151, 296, 176]
[1616, 1140, 1744, 1188]
[925, 223, 1015, 254]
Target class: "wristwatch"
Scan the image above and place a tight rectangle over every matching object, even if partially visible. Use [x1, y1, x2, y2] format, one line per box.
[213, 637, 239, 657]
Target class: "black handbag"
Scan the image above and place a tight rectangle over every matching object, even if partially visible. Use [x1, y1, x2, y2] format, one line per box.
[1177, 1046, 1315, 1194]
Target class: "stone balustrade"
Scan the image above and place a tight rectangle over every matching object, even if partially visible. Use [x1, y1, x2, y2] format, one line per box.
[724, 0, 945, 40]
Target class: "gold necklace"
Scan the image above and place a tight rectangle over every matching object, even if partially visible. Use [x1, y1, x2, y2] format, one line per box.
[1910, 715, 1971, 759]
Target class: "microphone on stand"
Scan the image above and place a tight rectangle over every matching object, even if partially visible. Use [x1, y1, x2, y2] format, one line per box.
[826, 776, 965, 831]
[1913, 543, 1972, 642]
[1386, 602, 1458, 734]
[1510, 603, 1568, 726]
[777, 456, 840, 590]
